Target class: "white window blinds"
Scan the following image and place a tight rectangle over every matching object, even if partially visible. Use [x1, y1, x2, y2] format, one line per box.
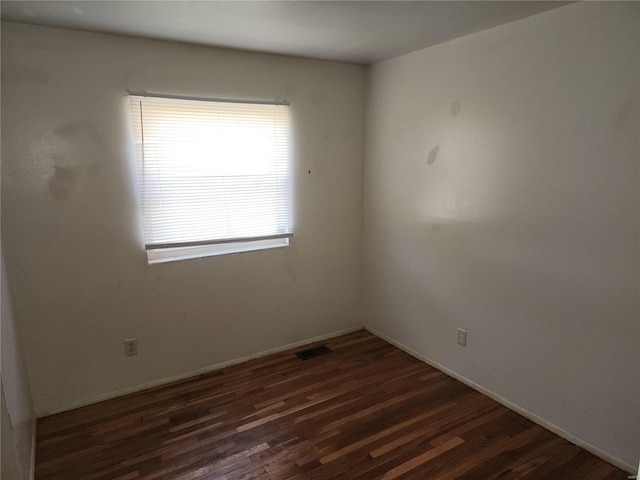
[129, 94, 292, 259]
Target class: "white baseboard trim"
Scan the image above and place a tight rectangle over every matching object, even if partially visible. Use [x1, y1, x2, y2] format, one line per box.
[364, 325, 635, 474]
[43, 326, 363, 417]
[29, 417, 36, 480]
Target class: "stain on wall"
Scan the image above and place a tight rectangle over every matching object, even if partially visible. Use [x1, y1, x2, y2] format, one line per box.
[427, 145, 440, 165]
[451, 100, 462, 116]
[54, 119, 107, 149]
[48, 166, 76, 201]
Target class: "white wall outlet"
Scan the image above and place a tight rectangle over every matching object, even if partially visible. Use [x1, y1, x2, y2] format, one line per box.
[124, 338, 138, 356]
[457, 329, 467, 347]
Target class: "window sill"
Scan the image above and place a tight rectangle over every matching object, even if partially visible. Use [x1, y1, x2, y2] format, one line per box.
[147, 237, 290, 264]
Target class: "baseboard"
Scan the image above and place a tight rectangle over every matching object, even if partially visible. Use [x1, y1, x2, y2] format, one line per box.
[364, 325, 635, 474]
[43, 326, 363, 417]
[29, 417, 36, 480]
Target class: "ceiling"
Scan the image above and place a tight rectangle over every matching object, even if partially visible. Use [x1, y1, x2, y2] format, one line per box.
[1, 1, 571, 64]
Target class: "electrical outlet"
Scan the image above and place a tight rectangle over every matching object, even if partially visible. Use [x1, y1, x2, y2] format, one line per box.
[457, 329, 467, 347]
[124, 338, 137, 356]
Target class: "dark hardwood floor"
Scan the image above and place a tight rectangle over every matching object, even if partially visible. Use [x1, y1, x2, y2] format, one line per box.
[36, 330, 627, 479]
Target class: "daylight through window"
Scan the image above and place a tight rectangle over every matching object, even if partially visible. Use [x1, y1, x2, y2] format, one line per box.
[129, 94, 292, 263]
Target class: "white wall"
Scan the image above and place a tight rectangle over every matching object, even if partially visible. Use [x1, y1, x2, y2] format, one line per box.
[1, 246, 35, 479]
[1, 22, 365, 416]
[365, 1, 639, 470]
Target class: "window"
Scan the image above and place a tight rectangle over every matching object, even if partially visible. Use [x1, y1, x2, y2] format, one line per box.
[129, 93, 293, 263]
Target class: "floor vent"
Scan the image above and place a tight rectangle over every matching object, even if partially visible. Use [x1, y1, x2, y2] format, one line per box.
[296, 345, 332, 360]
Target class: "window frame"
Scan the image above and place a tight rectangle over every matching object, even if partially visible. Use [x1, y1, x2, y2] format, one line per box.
[128, 92, 294, 264]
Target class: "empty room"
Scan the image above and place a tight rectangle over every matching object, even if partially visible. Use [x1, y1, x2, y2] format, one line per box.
[1, 1, 638, 479]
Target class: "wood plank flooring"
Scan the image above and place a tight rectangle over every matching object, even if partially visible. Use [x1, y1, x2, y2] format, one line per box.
[36, 330, 627, 479]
